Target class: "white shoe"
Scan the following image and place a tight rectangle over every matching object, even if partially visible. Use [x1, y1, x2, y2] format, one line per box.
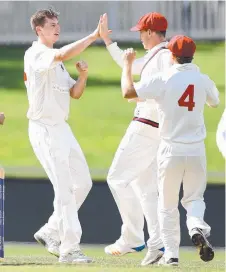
[59, 250, 93, 264]
[141, 248, 164, 266]
[105, 242, 145, 256]
[158, 256, 179, 266]
[34, 230, 60, 257]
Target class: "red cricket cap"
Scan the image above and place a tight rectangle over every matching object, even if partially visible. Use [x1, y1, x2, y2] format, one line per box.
[130, 12, 168, 32]
[167, 35, 196, 57]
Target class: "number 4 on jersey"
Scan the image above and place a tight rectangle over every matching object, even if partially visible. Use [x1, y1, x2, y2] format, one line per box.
[178, 85, 195, 111]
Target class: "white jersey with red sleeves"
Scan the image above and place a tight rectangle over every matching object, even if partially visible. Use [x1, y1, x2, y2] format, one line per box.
[135, 63, 219, 147]
[24, 41, 76, 126]
[107, 41, 172, 123]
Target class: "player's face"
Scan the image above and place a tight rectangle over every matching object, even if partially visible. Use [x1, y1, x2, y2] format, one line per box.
[140, 30, 152, 50]
[37, 17, 60, 45]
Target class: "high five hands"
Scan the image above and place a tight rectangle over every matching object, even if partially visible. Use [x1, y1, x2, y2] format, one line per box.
[91, 13, 112, 43]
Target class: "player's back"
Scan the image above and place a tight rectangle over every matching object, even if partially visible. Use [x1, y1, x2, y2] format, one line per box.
[158, 64, 209, 144]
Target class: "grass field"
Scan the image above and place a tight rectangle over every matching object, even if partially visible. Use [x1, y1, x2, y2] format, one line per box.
[0, 42, 225, 181]
[0, 243, 225, 271]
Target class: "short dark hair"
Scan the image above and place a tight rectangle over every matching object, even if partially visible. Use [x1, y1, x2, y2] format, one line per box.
[175, 56, 193, 64]
[155, 31, 166, 37]
[30, 7, 60, 35]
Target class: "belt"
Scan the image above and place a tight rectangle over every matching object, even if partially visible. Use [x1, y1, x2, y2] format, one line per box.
[133, 117, 159, 128]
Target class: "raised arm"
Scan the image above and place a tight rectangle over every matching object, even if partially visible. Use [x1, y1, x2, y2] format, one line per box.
[100, 13, 145, 75]
[121, 49, 165, 100]
[55, 31, 98, 62]
[31, 21, 101, 73]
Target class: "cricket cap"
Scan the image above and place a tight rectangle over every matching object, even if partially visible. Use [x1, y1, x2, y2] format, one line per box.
[130, 12, 168, 32]
[167, 35, 196, 57]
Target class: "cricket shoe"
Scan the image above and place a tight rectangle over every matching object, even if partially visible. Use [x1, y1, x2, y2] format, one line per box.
[59, 250, 93, 264]
[34, 230, 60, 257]
[158, 256, 179, 266]
[191, 228, 214, 262]
[141, 247, 165, 266]
[105, 242, 145, 256]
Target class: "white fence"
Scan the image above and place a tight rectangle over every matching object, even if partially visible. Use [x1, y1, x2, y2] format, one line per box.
[0, 1, 225, 44]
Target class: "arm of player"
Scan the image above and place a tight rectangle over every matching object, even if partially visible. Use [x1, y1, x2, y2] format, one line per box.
[134, 74, 165, 100]
[121, 49, 138, 99]
[121, 49, 165, 100]
[70, 61, 88, 99]
[100, 13, 144, 75]
[33, 19, 101, 72]
[0, 113, 5, 125]
[204, 75, 220, 108]
[127, 97, 145, 103]
[55, 34, 97, 63]
[55, 18, 103, 63]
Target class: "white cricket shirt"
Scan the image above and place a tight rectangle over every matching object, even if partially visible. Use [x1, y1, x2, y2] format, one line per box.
[24, 41, 76, 126]
[107, 41, 172, 123]
[135, 63, 220, 155]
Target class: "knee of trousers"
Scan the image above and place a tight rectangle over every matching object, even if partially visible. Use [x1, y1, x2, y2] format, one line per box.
[83, 173, 93, 191]
[107, 167, 128, 189]
[159, 190, 180, 210]
[106, 170, 116, 186]
[55, 189, 75, 206]
[107, 175, 122, 190]
[159, 199, 179, 211]
[84, 177, 92, 193]
[72, 176, 93, 194]
[139, 191, 158, 204]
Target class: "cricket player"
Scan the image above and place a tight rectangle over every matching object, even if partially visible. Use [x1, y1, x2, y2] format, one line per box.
[24, 8, 102, 264]
[99, 13, 171, 265]
[216, 109, 226, 158]
[121, 35, 219, 266]
[0, 113, 5, 125]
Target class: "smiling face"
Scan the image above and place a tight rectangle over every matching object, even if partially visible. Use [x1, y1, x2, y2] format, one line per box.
[36, 17, 60, 46]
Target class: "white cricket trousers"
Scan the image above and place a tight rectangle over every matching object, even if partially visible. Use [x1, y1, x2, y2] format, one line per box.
[157, 146, 211, 260]
[107, 121, 163, 251]
[28, 120, 92, 255]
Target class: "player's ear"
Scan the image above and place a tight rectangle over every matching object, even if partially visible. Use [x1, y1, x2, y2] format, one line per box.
[36, 26, 42, 35]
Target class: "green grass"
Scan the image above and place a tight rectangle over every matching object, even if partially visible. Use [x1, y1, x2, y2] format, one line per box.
[0, 244, 225, 271]
[0, 42, 225, 181]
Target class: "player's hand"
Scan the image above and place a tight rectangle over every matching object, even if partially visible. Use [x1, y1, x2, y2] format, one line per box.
[100, 13, 112, 40]
[76, 61, 88, 76]
[0, 112, 5, 125]
[123, 48, 136, 64]
[92, 18, 101, 40]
